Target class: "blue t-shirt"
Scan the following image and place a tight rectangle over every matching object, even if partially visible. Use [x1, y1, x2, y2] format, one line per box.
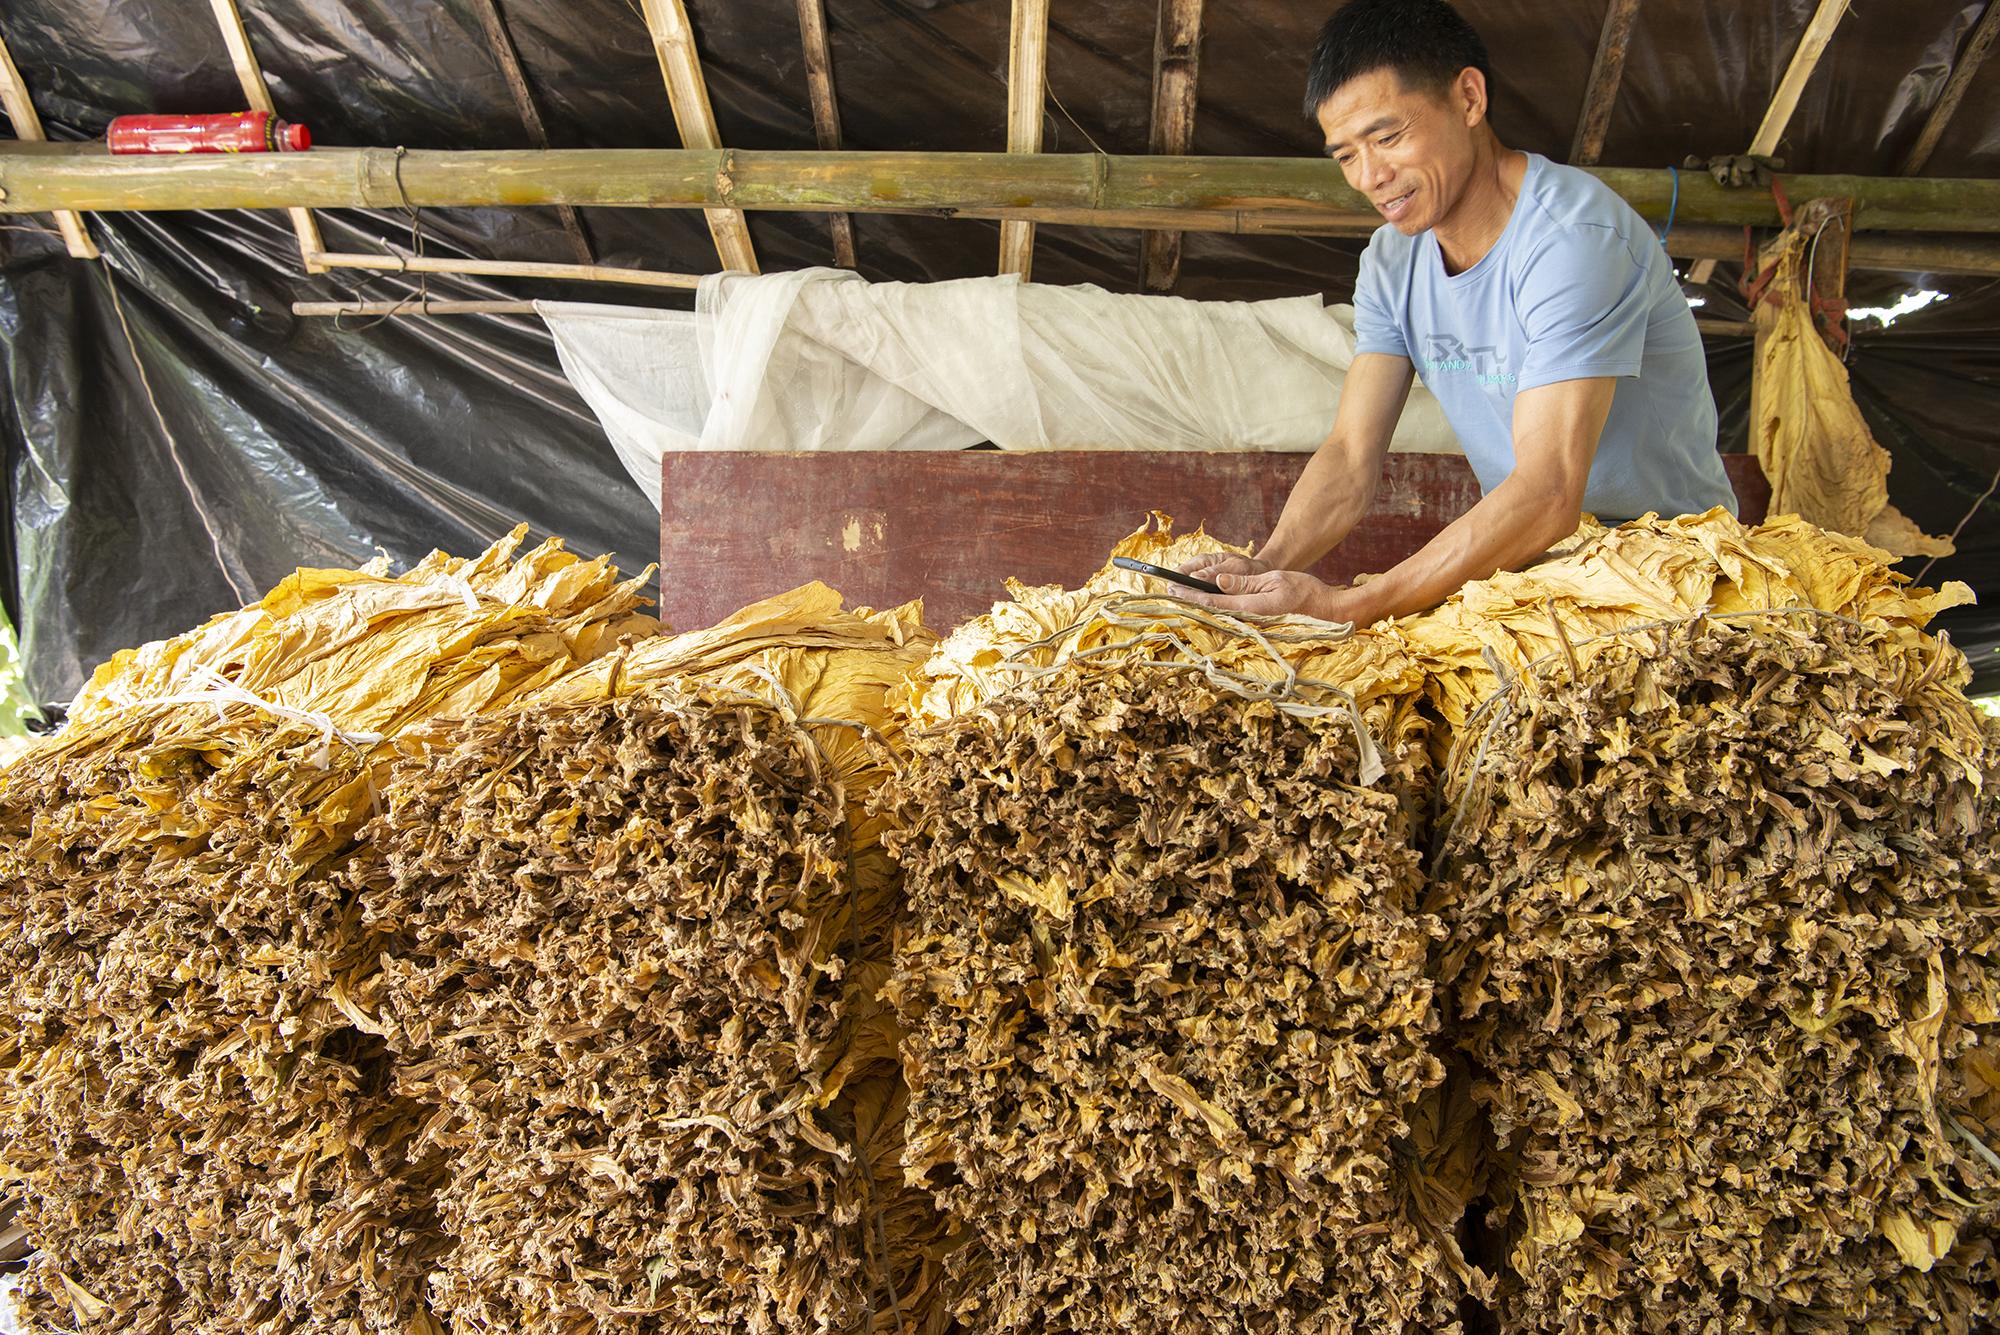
[1353, 152, 1736, 521]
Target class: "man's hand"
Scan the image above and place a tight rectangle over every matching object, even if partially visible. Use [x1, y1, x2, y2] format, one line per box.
[1179, 568, 1382, 625]
[1177, 552, 1273, 582]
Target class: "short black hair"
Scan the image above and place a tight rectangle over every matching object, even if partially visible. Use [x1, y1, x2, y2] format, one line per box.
[1303, 0, 1493, 117]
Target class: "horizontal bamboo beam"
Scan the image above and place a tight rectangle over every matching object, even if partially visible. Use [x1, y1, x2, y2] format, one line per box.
[6, 146, 1999, 235]
[307, 249, 704, 288]
[294, 298, 541, 317]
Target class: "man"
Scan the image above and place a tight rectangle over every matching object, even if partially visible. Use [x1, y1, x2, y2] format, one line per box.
[1182, 0, 1734, 622]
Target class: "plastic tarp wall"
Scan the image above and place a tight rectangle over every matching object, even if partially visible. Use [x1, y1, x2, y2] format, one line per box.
[540, 269, 1460, 507]
[1, 0, 1996, 697]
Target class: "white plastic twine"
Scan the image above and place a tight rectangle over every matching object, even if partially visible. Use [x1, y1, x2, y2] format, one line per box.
[144, 665, 386, 769]
[992, 594, 1388, 786]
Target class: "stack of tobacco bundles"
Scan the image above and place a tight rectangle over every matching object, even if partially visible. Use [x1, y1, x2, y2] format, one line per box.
[882, 520, 1482, 1334]
[1410, 510, 2000, 1331]
[353, 582, 960, 1335]
[0, 530, 657, 1333]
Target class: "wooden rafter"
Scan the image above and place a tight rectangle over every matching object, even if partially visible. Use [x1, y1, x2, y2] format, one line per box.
[1688, 0, 1848, 284]
[637, 0, 758, 273]
[0, 29, 96, 258]
[1898, 0, 2000, 176]
[795, 0, 856, 268]
[1569, 0, 1642, 166]
[998, 0, 1051, 279]
[207, 0, 325, 272]
[467, 0, 594, 265]
[1141, 0, 1205, 292]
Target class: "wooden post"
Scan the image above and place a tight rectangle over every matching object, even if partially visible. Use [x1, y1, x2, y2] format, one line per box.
[1688, 0, 1848, 284]
[466, 0, 593, 265]
[794, 0, 856, 268]
[1142, 0, 1205, 292]
[1569, 0, 1642, 166]
[1898, 0, 2000, 176]
[637, 0, 758, 273]
[0, 29, 96, 258]
[999, 0, 1051, 279]
[206, 0, 325, 272]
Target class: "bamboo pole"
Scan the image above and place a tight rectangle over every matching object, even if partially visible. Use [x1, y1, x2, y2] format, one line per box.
[637, 0, 757, 273]
[206, 0, 325, 272]
[0, 29, 96, 258]
[6, 147, 2000, 240]
[1899, 0, 2000, 176]
[293, 298, 542, 317]
[467, 0, 593, 264]
[1569, 0, 1643, 166]
[794, 0, 856, 268]
[1142, 0, 1206, 292]
[306, 250, 704, 288]
[1000, 0, 1051, 279]
[1688, 0, 1848, 283]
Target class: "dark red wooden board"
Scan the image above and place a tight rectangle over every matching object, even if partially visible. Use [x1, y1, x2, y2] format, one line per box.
[659, 451, 1769, 633]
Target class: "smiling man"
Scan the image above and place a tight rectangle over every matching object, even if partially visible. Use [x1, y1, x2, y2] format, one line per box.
[1182, 0, 1735, 622]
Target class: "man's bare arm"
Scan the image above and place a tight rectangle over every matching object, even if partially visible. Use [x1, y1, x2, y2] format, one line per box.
[1183, 375, 1614, 623]
[1326, 375, 1614, 621]
[1184, 352, 1414, 578]
[1258, 352, 1416, 567]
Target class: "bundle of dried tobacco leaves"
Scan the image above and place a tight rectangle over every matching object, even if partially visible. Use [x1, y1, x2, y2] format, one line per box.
[353, 584, 958, 1335]
[882, 520, 1481, 1334]
[1419, 510, 2000, 1331]
[0, 529, 656, 1332]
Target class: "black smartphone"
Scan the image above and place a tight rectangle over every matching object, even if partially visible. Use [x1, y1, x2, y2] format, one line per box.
[1111, 556, 1225, 595]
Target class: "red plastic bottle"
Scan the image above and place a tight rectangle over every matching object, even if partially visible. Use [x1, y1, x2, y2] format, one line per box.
[107, 111, 311, 155]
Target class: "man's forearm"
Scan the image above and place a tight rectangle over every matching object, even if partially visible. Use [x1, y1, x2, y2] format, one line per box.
[1326, 472, 1584, 624]
[1256, 437, 1380, 570]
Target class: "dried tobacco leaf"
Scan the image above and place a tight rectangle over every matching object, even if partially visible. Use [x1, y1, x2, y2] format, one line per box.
[0, 530, 662, 1333]
[350, 590, 958, 1335]
[1426, 557, 1999, 1332]
[882, 518, 1480, 1334]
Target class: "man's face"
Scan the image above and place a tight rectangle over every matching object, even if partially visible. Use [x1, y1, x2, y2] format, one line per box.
[1316, 66, 1485, 236]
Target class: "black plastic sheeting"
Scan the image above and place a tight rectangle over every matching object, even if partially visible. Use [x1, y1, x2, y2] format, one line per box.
[0, 0, 1995, 701]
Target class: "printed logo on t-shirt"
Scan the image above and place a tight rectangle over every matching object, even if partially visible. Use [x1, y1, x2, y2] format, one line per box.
[1419, 334, 1518, 388]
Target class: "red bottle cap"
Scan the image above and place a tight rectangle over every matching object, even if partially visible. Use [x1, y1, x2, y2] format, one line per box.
[285, 121, 311, 151]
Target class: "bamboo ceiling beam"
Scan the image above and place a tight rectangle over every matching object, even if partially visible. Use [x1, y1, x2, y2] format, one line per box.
[999, 0, 1051, 279]
[637, 0, 757, 273]
[467, 0, 593, 265]
[1688, 0, 1848, 284]
[1569, 0, 1642, 166]
[794, 0, 856, 268]
[1142, 0, 1206, 293]
[0, 28, 95, 258]
[7, 147, 2000, 238]
[1898, 0, 2000, 176]
[207, 0, 325, 272]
